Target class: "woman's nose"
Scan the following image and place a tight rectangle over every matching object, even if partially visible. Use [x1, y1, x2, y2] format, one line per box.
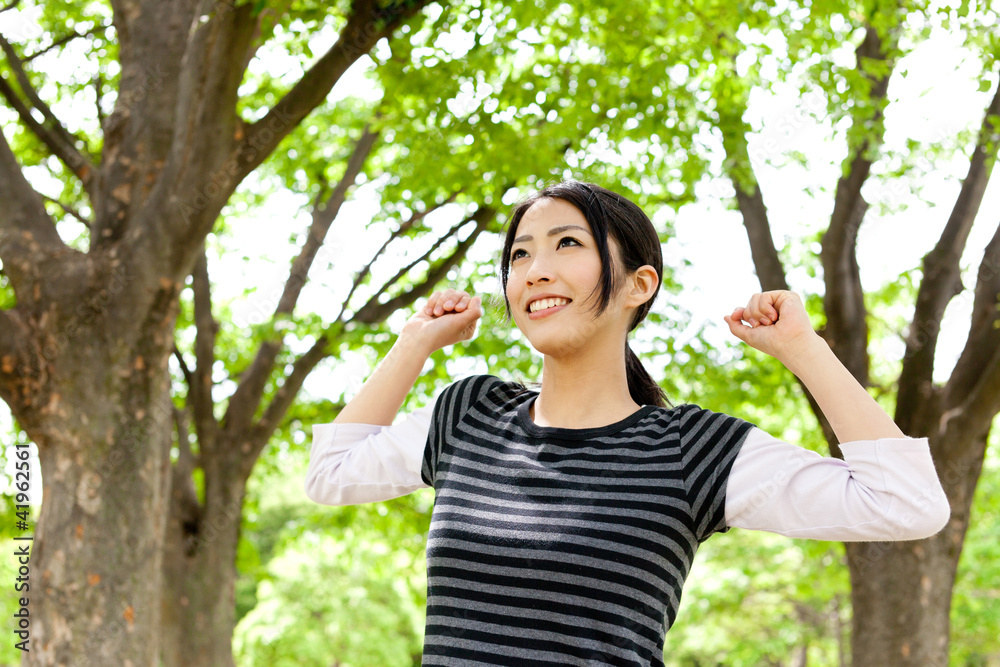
[525, 258, 554, 285]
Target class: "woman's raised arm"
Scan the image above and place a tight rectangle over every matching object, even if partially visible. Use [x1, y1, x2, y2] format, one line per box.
[334, 290, 482, 426]
[305, 290, 482, 505]
[722, 290, 949, 540]
[724, 290, 903, 443]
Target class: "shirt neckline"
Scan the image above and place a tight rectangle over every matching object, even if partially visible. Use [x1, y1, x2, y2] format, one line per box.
[515, 393, 656, 439]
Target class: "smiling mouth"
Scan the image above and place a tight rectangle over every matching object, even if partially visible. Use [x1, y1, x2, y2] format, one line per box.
[527, 298, 572, 315]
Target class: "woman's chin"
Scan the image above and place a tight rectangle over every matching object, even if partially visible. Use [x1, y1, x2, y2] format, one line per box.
[525, 337, 583, 359]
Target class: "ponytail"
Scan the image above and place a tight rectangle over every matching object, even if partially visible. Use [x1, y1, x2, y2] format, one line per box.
[625, 342, 670, 408]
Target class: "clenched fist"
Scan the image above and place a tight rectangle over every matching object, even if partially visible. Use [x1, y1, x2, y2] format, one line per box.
[723, 290, 821, 366]
[401, 289, 484, 355]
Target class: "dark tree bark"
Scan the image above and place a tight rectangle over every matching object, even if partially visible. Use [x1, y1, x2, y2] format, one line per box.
[0, 1, 431, 663]
[722, 12, 1000, 665]
[154, 118, 503, 667]
[1, 4, 572, 660]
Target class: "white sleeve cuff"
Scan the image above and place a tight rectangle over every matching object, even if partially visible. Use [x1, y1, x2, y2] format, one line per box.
[725, 427, 950, 541]
[304, 401, 435, 506]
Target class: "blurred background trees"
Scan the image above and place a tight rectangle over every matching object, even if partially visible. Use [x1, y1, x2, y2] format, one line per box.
[1, 0, 998, 664]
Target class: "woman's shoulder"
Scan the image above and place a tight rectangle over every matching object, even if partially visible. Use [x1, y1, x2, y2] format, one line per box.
[442, 373, 512, 392]
[446, 373, 536, 397]
[435, 374, 528, 405]
[646, 402, 716, 418]
[645, 402, 757, 432]
[426, 374, 530, 426]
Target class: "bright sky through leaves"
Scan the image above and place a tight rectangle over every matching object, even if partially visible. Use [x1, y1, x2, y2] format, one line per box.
[1, 4, 999, 503]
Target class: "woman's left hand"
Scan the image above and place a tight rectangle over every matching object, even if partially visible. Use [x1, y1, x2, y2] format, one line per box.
[723, 290, 820, 365]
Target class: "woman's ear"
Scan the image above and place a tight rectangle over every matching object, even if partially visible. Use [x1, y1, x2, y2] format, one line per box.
[627, 265, 659, 307]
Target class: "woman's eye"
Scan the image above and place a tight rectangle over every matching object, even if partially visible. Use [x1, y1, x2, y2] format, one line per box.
[511, 237, 580, 261]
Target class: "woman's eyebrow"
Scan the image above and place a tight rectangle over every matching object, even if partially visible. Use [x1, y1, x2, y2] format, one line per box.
[513, 224, 592, 244]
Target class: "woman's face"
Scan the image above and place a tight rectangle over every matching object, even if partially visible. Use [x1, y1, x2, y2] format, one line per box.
[505, 197, 628, 357]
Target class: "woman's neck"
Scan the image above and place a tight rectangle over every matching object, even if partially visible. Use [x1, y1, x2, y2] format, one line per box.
[530, 350, 642, 429]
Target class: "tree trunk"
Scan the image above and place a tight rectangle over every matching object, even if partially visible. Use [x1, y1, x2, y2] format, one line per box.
[161, 461, 246, 667]
[0, 1, 431, 663]
[847, 539, 953, 666]
[11, 278, 182, 665]
[30, 405, 173, 665]
[846, 435, 987, 666]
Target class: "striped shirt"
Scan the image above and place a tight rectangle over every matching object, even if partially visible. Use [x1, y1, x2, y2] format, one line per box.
[305, 374, 950, 666]
[419, 374, 751, 665]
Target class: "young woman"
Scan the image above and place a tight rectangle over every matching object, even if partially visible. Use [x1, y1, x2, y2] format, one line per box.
[305, 181, 950, 666]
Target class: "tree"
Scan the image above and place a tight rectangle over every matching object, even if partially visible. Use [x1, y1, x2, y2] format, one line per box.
[0, 0, 645, 663]
[2, 0, 998, 665]
[709, 4, 1000, 663]
[0, 0, 436, 663]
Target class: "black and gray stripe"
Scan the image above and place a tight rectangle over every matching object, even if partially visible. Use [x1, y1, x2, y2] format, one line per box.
[420, 375, 754, 666]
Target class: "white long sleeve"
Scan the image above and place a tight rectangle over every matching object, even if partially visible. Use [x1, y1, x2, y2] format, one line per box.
[303, 400, 435, 506]
[724, 427, 950, 541]
[304, 405, 950, 542]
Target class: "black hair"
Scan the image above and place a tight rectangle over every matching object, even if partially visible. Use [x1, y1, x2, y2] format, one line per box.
[496, 180, 671, 408]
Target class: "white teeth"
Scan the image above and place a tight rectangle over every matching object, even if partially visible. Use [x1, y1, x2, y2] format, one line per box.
[529, 298, 570, 313]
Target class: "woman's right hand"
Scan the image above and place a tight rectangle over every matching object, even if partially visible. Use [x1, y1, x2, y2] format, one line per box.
[401, 289, 483, 355]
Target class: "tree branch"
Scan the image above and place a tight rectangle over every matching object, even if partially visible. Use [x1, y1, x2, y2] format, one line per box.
[246, 198, 496, 465]
[353, 204, 496, 324]
[713, 47, 788, 293]
[82, 0, 258, 261]
[940, 344, 1000, 463]
[943, 217, 1000, 418]
[141, 0, 371, 277]
[173, 343, 194, 387]
[245, 197, 475, 473]
[735, 184, 789, 292]
[820, 20, 898, 384]
[896, 83, 1000, 433]
[0, 126, 67, 291]
[168, 403, 204, 558]
[233, 0, 428, 181]
[280, 121, 380, 316]
[962, 344, 1000, 436]
[337, 189, 462, 322]
[0, 33, 95, 188]
[316, 123, 382, 214]
[188, 247, 220, 452]
[222, 122, 380, 432]
[22, 22, 109, 63]
[0, 75, 90, 184]
[247, 334, 335, 469]
[362, 213, 474, 314]
[94, 71, 105, 132]
[246, 204, 496, 466]
[171, 403, 201, 495]
[41, 195, 92, 229]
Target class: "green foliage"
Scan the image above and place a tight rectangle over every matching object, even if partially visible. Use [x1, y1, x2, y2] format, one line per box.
[233, 529, 425, 667]
[668, 530, 850, 666]
[950, 426, 1000, 664]
[0, 269, 15, 310]
[5, 0, 1000, 664]
[234, 445, 431, 667]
